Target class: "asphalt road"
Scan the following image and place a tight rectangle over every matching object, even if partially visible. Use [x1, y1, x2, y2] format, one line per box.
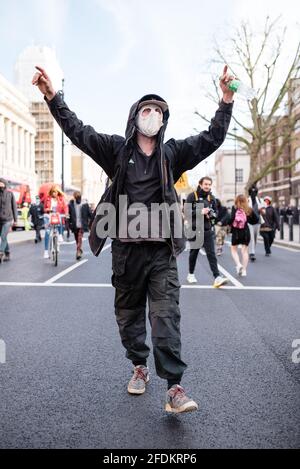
[0, 235, 299, 449]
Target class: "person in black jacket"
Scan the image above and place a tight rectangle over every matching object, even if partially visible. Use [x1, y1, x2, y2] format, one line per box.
[259, 196, 280, 256]
[32, 64, 234, 414]
[185, 178, 228, 287]
[68, 191, 93, 260]
[0, 178, 17, 263]
[29, 195, 44, 243]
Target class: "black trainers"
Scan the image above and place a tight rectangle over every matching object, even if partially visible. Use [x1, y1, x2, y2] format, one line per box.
[250, 254, 256, 262]
[165, 385, 198, 413]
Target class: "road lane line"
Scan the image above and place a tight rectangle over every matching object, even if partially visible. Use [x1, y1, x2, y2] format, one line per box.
[1, 282, 300, 290]
[44, 259, 88, 284]
[43, 243, 112, 284]
[217, 263, 244, 287]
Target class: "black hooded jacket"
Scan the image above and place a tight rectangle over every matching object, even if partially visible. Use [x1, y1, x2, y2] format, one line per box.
[46, 92, 233, 256]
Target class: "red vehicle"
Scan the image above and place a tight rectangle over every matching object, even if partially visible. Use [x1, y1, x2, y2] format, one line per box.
[6, 179, 31, 207]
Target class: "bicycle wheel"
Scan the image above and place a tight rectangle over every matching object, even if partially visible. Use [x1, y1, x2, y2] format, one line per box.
[53, 234, 58, 267]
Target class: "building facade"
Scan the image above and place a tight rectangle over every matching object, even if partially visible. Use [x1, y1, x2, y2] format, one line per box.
[0, 72, 36, 193]
[215, 148, 250, 207]
[289, 78, 300, 206]
[257, 79, 300, 208]
[14, 46, 71, 189]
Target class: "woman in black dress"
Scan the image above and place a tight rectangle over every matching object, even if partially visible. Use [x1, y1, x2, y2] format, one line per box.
[229, 194, 259, 277]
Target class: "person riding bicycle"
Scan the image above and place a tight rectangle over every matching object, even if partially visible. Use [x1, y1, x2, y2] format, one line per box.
[43, 185, 68, 259]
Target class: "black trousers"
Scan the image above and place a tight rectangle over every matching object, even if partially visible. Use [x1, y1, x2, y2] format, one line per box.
[261, 230, 275, 254]
[34, 225, 42, 241]
[189, 229, 219, 278]
[111, 240, 187, 382]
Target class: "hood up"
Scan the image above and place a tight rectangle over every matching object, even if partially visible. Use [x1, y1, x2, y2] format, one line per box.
[125, 94, 170, 143]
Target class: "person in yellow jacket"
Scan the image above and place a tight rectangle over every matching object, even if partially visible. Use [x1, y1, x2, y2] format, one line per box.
[21, 203, 31, 231]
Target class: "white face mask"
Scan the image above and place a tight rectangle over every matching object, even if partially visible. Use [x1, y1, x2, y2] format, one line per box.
[136, 104, 163, 137]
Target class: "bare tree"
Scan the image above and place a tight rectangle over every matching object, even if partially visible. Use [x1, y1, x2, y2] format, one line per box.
[196, 17, 300, 191]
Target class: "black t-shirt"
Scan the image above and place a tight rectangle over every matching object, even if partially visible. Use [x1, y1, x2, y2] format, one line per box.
[119, 144, 167, 241]
[123, 145, 162, 206]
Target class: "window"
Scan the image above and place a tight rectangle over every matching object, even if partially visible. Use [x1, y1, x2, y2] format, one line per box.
[235, 168, 243, 183]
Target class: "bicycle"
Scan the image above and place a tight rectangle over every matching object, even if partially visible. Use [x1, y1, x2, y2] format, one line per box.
[48, 212, 61, 267]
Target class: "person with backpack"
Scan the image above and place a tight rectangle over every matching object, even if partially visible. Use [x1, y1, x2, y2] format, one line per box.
[185, 177, 228, 287]
[229, 194, 259, 277]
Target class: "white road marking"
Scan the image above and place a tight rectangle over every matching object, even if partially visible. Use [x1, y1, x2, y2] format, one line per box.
[43, 243, 112, 284]
[217, 263, 244, 287]
[0, 282, 300, 291]
[44, 259, 88, 284]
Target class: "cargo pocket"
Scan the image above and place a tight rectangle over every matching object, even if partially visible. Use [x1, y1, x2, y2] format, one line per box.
[111, 241, 131, 289]
[166, 269, 180, 304]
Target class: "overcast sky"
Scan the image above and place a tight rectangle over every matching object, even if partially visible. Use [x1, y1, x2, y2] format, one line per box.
[0, 0, 299, 184]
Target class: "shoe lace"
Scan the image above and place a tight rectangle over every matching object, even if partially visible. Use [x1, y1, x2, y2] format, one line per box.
[133, 367, 147, 381]
[172, 385, 185, 399]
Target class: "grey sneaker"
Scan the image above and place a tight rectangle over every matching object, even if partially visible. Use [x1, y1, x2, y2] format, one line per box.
[165, 385, 198, 413]
[127, 365, 149, 395]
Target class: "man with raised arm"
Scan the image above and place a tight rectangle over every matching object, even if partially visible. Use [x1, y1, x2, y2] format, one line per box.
[32, 65, 234, 413]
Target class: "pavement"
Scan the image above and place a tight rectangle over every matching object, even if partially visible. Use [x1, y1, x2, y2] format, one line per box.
[0, 233, 299, 449]
[273, 223, 300, 250]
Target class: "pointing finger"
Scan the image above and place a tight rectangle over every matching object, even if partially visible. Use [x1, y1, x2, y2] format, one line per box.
[35, 65, 49, 80]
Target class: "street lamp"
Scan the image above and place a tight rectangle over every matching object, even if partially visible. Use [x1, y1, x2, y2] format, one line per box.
[232, 126, 238, 198]
[61, 78, 65, 192]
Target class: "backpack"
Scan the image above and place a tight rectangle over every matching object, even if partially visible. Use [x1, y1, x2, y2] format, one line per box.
[232, 208, 247, 229]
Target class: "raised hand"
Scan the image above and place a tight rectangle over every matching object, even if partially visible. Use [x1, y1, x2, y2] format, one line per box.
[219, 65, 235, 103]
[32, 66, 56, 101]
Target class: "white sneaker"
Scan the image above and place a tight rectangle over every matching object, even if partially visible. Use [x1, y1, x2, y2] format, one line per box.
[58, 234, 64, 243]
[241, 269, 247, 277]
[43, 250, 49, 259]
[213, 276, 228, 288]
[236, 264, 243, 276]
[187, 273, 197, 284]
